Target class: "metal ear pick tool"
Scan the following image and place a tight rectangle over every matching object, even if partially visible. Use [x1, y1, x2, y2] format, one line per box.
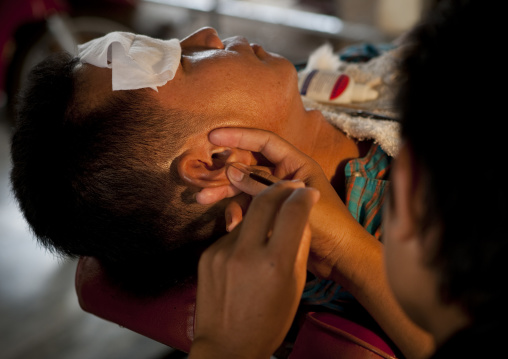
[227, 163, 277, 186]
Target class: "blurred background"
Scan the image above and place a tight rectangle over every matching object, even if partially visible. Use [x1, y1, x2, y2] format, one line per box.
[1, 0, 428, 358]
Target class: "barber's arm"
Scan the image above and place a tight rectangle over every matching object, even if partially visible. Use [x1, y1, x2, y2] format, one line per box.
[199, 128, 434, 359]
[189, 180, 319, 359]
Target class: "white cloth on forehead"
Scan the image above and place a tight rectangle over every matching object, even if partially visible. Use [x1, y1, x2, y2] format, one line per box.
[77, 32, 181, 91]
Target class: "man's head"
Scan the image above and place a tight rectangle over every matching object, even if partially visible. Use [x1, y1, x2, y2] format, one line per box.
[384, 0, 506, 338]
[10, 52, 212, 293]
[10, 27, 305, 293]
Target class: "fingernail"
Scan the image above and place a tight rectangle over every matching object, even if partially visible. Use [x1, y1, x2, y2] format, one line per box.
[228, 220, 239, 232]
[227, 163, 245, 182]
[225, 212, 232, 232]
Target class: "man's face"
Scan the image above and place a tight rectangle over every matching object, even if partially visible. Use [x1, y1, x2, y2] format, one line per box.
[81, 27, 306, 150]
[156, 27, 303, 136]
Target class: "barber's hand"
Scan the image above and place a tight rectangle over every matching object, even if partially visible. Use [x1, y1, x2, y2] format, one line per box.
[200, 128, 374, 281]
[189, 181, 319, 359]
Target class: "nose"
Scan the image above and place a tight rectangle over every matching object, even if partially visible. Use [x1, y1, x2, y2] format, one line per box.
[180, 27, 224, 50]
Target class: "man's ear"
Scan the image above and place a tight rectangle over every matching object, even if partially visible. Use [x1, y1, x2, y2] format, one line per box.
[177, 145, 252, 189]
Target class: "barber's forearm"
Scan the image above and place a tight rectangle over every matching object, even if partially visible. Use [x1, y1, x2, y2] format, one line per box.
[324, 226, 435, 359]
[188, 340, 226, 359]
[188, 339, 271, 359]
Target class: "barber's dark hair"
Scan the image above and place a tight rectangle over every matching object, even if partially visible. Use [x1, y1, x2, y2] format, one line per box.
[11, 53, 225, 294]
[396, 0, 506, 321]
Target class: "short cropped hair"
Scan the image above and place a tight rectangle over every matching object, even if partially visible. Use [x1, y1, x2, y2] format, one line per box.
[11, 53, 226, 294]
[396, 0, 506, 320]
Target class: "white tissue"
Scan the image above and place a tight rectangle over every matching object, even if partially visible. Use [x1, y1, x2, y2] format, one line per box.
[78, 32, 181, 91]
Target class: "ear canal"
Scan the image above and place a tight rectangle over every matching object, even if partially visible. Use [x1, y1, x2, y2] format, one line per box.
[178, 148, 235, 189]
[210, 149, 232, 171]
[178, 156, 230, 188]
[177, 147, 254, 189]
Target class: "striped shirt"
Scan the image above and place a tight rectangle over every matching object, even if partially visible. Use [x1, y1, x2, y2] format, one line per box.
[301, 143, 391, 312]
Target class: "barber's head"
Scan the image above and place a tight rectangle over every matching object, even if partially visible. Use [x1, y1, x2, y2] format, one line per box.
[384, 0, 506, 335]
[10, 27, 308, 293]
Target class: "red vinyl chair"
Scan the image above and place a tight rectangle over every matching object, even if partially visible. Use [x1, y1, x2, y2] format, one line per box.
[290, 312, 396, 359]
[75, 256, 397, 358]
[75, 256, 196, 352]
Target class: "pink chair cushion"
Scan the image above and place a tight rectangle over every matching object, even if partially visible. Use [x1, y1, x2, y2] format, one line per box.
[289, 312, 397, 359]
[75, 256, 196, 352]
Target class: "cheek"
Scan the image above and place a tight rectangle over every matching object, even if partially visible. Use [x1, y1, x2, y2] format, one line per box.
[164, 60, 300, 128]
[256, 69, 300, 120]
[383, 205, 427, 327]
[383, 203, 404, 298]
[384, 238, 413, 325]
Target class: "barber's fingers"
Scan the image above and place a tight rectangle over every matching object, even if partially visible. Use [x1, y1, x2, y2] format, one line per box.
[224, 193, 251, 232]
[204, 181, 310, 258]
[209, 128, 310, 168]
[237, 180, 306, 249]
[226, 163, 279, 196]
[269, 187, 320, 264]
[195, 163, 275, 205]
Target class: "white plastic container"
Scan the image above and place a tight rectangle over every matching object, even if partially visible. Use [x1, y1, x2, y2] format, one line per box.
[298, 70, 379, 104]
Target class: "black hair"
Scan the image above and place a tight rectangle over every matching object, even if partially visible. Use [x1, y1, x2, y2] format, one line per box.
[396, 0, 507, 321]
[10, 53, 226, 295]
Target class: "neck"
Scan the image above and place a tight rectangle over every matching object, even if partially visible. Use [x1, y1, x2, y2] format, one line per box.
[287, 109, 365, 193]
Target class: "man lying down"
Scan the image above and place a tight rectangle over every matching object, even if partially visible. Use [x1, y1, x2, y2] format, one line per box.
[11, 28, 427, 357]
